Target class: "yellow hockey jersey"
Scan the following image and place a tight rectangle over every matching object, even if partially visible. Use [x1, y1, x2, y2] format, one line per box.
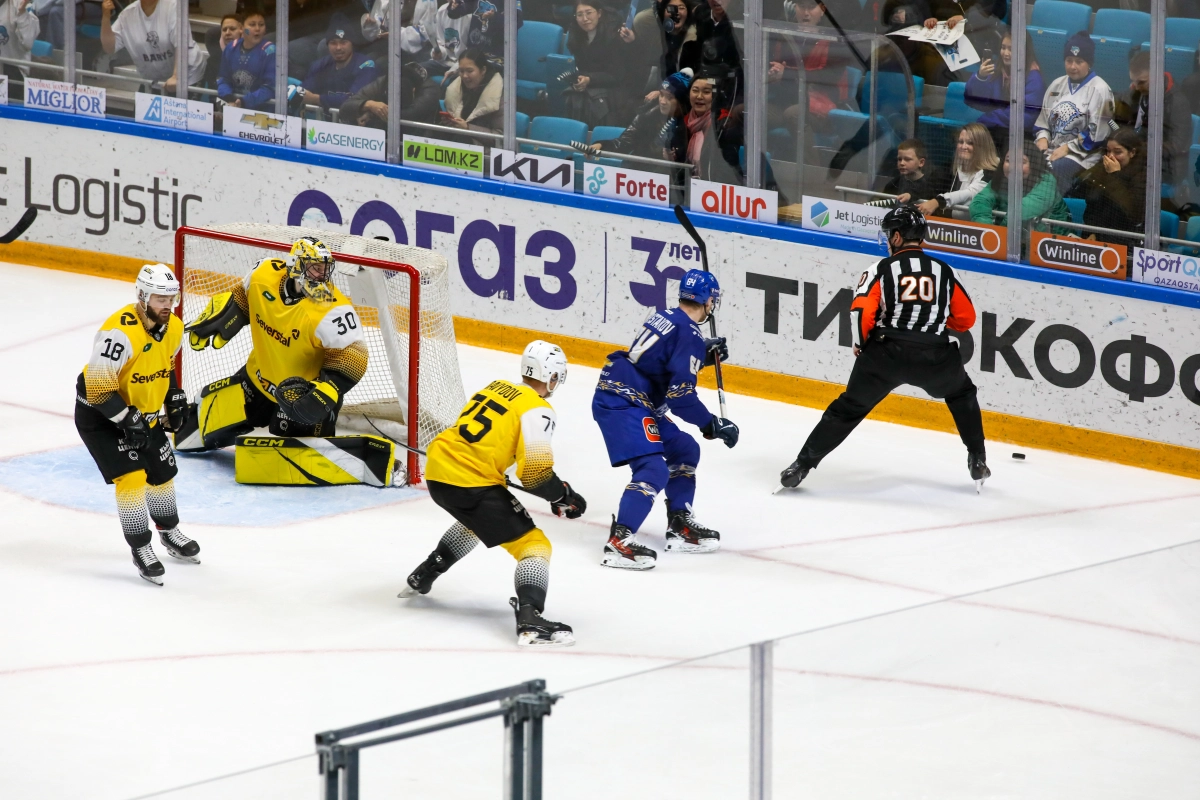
[425, 379, 558, 491]
[241, 257, 365, 401]
[82, 304, 183, 423]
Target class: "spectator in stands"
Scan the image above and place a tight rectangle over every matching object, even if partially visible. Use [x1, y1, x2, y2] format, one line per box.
[1034, 33, 1115, 194]
[303, 15, 380, 112]
[923, 0, 1005, 44]
[1114, 49, 1191, 192]
[915, 122, 998, 216]
[964, 29, 1043, 152]
[588, 67, 692, 165]
[100, 0, 208, 91]
[286, 0, 359, 78]
[562, 0, 630, 127]
[341, 59, 442, 127]
[0, 0, 40, 83]
[447, 0, 517, 60]
[439, 47, 503, 136]
[971, 140, 1069, 233]
[695, 0, 743, 108]
[683, 71, 743, 183]
[428, 1, 473, 76]
[880, 0, 953, 87]
[217, 12, 276, 110]
[361, 0, 436, 62]
[32, 0, 62, 50]
[1066, 128, 1148, 249]
[766, 0, 852, 137]
[646, 0, 702, 97]
[205, 13, 243, 87]
[880, 138, 947, 204]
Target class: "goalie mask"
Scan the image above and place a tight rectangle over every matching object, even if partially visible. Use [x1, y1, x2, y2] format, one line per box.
[286, 237, 336, 302]
[135, 263, 180, 308]
[521, 340, 568, 397]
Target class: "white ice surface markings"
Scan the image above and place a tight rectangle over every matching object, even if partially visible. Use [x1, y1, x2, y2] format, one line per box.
[0, 261, 1197, 799]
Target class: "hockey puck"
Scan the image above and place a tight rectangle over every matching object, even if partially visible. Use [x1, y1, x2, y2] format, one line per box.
[1012, 452, 1026, 460]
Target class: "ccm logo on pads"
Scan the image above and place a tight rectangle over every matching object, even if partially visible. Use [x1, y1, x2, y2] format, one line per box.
[642, 417, 661, 442]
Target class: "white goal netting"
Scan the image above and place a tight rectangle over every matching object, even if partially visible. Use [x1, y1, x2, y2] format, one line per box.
[178, 223, 466, 462]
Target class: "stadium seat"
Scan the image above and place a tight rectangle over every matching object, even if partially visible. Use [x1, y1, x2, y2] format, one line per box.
[860, 72, 923, 129]
[844, 67, 863, 109]
[516, 21, 565, 102]
[589, 125, 625, 145]
[524, 115, 588, 159]
[1161, 210, 1180, 241]
[1139, 45, 1197, 81]
[77, 24, 101, 39]
[1029, 0, 1092, 34]
[1091, 9, 1151, 44]
[1186, 216, 1200, 248]
[31, 40, 52, 58]
[1090, 36, 1136, 92]
[1166, 17, 1200, 50]
[1191, 143, 1200, 186]
[516, 112, 530, 139]
[543, 52, 575, 115]
[1030, 28, 1070, 82]
[942, 82, 981, 125]
[1064, 197, 1086, 226]
[1193, 115, 1200, 146]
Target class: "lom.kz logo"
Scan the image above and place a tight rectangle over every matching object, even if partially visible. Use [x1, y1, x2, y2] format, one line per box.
[810, 201, 830, 227]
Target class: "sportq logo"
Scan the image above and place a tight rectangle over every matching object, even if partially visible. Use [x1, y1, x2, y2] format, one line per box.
[287, 191, 579, 311]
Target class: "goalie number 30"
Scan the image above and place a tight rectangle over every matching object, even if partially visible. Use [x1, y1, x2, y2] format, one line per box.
[332, 312, 358, 336]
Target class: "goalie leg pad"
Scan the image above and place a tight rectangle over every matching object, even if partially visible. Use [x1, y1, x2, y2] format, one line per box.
[192, 378, 252, 451]
[234, 434, 395, 486]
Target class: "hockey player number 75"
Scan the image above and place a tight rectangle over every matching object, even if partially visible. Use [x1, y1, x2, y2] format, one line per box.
[458, 393, 509, 443]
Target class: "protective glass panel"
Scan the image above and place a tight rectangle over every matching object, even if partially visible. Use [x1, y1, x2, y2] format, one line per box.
[2, 0, 62, 109]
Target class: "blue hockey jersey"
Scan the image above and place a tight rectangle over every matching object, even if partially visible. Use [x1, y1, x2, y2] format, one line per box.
[303, 52, 380, 110]
[217, 39, 276, 110]
[597, 307, 714, 429]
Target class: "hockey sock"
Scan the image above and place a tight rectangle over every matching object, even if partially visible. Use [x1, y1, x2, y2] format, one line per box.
[433, 522, 480, 570]
[113, 470, 150, 544]
[665, 463, 697, 513]
[514, 557, 550, 612]
[145, 479, 181, 531]
[616, 454, 666, 532]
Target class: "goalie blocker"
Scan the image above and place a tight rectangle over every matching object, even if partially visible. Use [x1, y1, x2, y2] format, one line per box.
[235, 434, 398, 486]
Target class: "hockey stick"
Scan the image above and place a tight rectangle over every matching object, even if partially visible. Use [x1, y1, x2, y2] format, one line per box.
[672, 204, 728, 418]
[0, 207, 37, 244]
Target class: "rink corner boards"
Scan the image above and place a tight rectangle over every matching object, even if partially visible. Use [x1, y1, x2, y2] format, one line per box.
[13, 238, 1200, 481]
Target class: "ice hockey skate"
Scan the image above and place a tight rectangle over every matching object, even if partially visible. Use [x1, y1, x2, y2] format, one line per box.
[601, 518, 657, 570]
[129, 537, 165, 586]
[509, 598, 574, 647]
[779, 457, 811, 489]
[665, 503, 720, 553]
[969, 452, 991, 493]
[398, 552, 449, 598]
[158, 527, 200, 564]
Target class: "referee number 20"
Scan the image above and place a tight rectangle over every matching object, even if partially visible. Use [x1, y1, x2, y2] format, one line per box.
[899, 275, 935, 302]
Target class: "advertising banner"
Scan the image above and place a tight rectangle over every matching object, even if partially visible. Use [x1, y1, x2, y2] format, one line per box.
[304, 119, 386, 161]
[1131, 246, 1200, 294]
[1029, 231, 1127, 280]
[4, 117, 1200, 451]
[222, 109, 301, 148]
[0, 76, 7, 106]
[402, 135, 485, 176]
[491, 149, 573, 192]
[134, 93, 214, 134]
[24, 78, 105, 117]
[581, 162, 669, 207]
[801, 196, 887, 240]
[924, 217, 1007, 260]
[690, 179, 778, 224]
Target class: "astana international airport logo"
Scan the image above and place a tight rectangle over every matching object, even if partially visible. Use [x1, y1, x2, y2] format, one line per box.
[810, 200, 830, 227]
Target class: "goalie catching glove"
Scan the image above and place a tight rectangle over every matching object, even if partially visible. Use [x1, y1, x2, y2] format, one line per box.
[276, 376, 340, 426]
[550, 480, 587, 519]
[186, 291, 248, 351]
[701, 416, 739, 448]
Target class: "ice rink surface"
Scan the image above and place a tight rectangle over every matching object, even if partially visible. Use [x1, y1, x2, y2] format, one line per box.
[1, 261, 1198, 799]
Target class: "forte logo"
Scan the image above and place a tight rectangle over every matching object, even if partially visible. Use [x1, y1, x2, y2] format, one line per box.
[582, 163, 668, 207]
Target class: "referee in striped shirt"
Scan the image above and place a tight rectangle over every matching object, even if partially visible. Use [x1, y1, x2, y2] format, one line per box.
[781, 205, 991, 491]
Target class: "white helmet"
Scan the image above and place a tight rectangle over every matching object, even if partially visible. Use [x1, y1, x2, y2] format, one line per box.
[521, 340, 568, 395]
[135, 263, 180, 307]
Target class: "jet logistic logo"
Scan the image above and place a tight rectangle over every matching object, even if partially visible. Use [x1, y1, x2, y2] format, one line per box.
[810, 200, 830, 227]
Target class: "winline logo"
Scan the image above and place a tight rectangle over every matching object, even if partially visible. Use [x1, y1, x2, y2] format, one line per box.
[924, 219, 1006, 260]
[1030, 232, 1126, 278]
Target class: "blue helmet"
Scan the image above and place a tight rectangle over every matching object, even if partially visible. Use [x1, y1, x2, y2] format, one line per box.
[679, 269, 721, 307]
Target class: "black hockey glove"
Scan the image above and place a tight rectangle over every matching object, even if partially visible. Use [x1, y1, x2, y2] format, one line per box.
[703, 336, 728, 368]
[550, 481, 587, 519]
[277, 377, 337, 426]
[162, 388, 189, 432]
[117, 407, 150, 450]
[701, 416, 739, 448]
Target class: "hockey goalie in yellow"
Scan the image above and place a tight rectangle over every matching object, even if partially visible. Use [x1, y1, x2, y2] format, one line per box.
[74, 264, 200, 585]
[175, 236, 369, 451]
[400, 341, 587, 648]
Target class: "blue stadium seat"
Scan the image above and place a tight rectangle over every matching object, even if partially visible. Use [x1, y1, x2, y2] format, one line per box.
[524, 115, 588, 159]
[1090, 36, 1135, 94]
[543, 52, 575, 115]
[589, 125, 625, 145]
[942, 82, 981, 124]
[1166, 17, 1200, 49]
[78, 24, 101, 38]
[1161, 210, 1181, 240]
[860, 72, 923, 128]
[516, 22, 565, 102]
[1186, 216, 1200, 248]
[515, 112, 530, 139]
[1030, 0, 1091, 34]
[1191, 143, 1200, 186]
[1192, 115, 1200, 145]
[826, 108, 894, 151]
[1091, 9, 1151, 44]
[844, 67, 863, 108]
[1063, 197, 1086, 226]
[1030, 28, 1070, 82]
[31, 40, 52, 58]
[1138, 45, 1197, 81]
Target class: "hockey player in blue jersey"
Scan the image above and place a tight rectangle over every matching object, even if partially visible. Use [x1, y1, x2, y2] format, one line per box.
[592, 269, 739, 570]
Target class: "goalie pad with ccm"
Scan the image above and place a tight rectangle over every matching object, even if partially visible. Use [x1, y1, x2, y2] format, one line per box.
[235, 434, 397, 486]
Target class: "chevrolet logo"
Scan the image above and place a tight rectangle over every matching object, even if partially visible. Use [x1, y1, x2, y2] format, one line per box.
[241, 112, 283, 131]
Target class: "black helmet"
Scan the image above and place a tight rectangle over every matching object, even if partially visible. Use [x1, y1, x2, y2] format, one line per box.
[880, 204, 927, 243]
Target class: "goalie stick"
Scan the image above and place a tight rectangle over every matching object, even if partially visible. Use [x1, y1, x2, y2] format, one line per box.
[672, 204, 728, 418]
[0, 207, 37, 245]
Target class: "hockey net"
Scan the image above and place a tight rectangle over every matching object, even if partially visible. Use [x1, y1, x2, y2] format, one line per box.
[175, 223, 466, 482]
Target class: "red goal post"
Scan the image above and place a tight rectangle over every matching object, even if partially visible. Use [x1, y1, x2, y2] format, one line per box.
[173, 224, 466, 483]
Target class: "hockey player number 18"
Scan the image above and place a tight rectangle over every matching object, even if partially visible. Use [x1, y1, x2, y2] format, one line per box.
[899, 275, 935, 303]
[458, 393, 509, 443]
[100, 338, 125, 361]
